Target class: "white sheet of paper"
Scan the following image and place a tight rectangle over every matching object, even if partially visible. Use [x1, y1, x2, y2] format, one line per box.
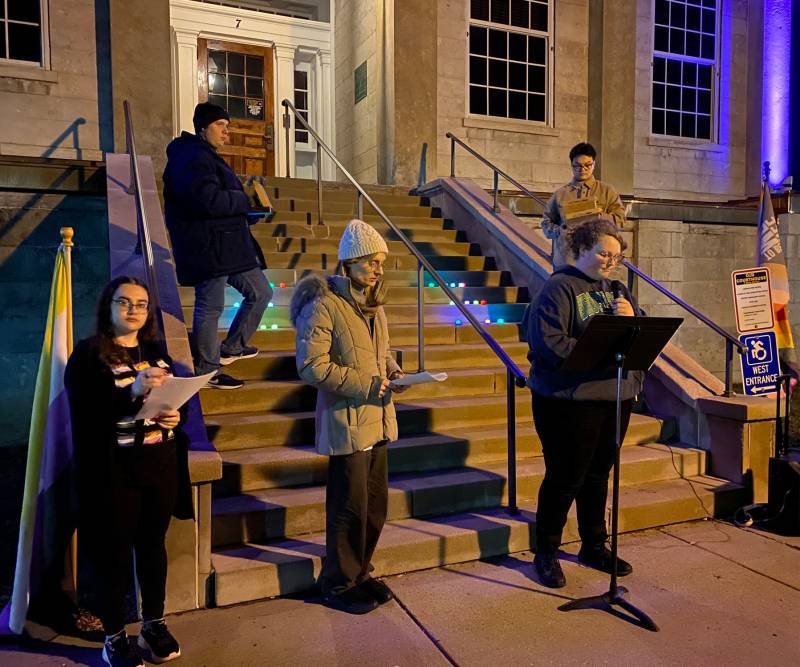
[134, 371, 216, 420]
[390, 371, 448, 387]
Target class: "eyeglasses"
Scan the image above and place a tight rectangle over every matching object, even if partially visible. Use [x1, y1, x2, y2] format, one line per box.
[358, 259, 385, 271]
[112, 298, 149, 312]
[572, 161, 595, 171]
[596, 250, 625, 264]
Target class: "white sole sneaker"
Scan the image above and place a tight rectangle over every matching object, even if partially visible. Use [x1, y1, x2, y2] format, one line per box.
[219, 349, 259, 366]
[137, 633, 181, 663]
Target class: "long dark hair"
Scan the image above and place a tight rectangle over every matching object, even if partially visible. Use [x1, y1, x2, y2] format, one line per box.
[96, 276, 159, 364]
[335, 254, 388, 313]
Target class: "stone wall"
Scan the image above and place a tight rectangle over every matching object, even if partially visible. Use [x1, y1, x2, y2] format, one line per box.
[0, 0, 106, 161]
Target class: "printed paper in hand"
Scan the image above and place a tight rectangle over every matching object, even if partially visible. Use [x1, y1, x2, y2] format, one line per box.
[390, 371, 448, 387]
[134, 371, 216, 420]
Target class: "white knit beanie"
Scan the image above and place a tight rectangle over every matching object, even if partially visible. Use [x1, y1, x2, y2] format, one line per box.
[337, 219, 389, 260]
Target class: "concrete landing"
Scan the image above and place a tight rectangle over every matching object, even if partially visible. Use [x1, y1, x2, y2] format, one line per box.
[3, 520, 798, 666]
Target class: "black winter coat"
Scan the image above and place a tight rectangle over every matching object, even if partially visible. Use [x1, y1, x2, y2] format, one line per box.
[163, 132, 266, 286]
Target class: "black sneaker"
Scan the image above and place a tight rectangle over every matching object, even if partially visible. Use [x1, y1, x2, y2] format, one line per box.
[102, 631, 144, 667]
[358, 577, 394, 605]
[322, 586, 379, 615]
[578, 544, 633, 576]
[205, 373, 244, 389]
[137, 619, 181, 663]
[533, 552, 567, 588]
[219, 345, 259, 366]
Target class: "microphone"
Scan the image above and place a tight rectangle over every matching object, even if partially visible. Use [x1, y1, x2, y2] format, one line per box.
[611, 280, 625, 300]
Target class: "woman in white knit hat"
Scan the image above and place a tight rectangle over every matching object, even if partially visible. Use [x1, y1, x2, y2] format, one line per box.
[290, 219, 408, 614]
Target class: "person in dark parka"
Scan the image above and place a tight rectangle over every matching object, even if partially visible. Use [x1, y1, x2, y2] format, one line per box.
[162, 102, 271, 389]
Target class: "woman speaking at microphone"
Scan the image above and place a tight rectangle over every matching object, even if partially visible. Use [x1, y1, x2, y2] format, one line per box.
[526, 218, 645, 589]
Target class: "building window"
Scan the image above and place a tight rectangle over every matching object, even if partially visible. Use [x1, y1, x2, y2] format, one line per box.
[1, 0, 44, 64]
[294, 67, 310, 145]
[467, 0, 551, 124]
[207, 49, 265, 120]
[651, 0, 719, 140]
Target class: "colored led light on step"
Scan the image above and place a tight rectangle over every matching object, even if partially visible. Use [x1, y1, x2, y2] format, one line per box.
[449, 300, 455, 306]
[269, 282, 275, 288]
[450, 282, 457, 288]
[233, 302, 240, 308]
[259, 325, 267, 330]
[279, 282, 286, 288]
[497, 318, 505, 324]
[484, 318, 491, 324]
[472, 300, 479, 305]
[464, 300, 470, 305]
[455, 319, 463, 325]
[480, 300, 487, 305]
[270, 324, 279, 329]
[429, 282, 436, 288]
[267, 302, 274, 308]
[458, 282, 466, 288]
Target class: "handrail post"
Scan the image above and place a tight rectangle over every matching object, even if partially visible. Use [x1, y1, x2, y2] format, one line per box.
[417, 261, 425, 372]
[283, 105, 291, 178]
[507, 368, 518, 515]
[316, 143, 323, 225]
[450, 135, 456, 177]
[724, 339, 733, 397]
[356, 191, 363, 219]
[492, 170, 499, 212]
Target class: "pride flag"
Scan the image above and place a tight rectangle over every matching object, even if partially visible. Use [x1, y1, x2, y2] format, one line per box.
[0, 231, 75, 635]
[756, 181, 795, 351]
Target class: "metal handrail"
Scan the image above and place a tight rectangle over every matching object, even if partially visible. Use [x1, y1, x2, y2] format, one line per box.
[623, 260, 744, 396]
[123, 101, 163, 331]
[446, 132, 548, 212]
[283, 100, 527, 512]
[448, 131, 745, 397]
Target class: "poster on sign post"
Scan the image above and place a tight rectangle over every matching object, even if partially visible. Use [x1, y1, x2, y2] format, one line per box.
[731, 268, 774, 334]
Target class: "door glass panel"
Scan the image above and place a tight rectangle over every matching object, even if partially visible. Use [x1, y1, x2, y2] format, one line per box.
[207, 48, 266, 121]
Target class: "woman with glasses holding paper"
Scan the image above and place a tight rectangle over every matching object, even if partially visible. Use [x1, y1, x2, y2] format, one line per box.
[290, 219, 408, 616]
[65, 276, 191, 667]
[526, 218, 645, 590]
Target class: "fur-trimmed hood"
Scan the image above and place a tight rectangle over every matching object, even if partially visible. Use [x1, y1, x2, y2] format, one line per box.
[290, 274, 354, 327]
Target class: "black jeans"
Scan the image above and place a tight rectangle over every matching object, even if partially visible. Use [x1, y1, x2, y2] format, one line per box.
[84, 452, 177, 635]
[532, 393, 632, 555]
[319, 443, 388, 595]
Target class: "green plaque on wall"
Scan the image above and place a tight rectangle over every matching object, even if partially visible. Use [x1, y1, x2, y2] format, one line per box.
[354, 61, 367, 104]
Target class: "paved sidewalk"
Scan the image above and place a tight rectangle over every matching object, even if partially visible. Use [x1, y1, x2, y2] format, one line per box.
[2, 520, 798, 666]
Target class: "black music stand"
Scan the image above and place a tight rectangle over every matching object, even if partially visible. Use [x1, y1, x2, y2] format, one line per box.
[556, 315, 682, 632]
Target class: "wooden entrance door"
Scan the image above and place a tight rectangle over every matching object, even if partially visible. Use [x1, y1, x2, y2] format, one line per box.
[198, 39, 275, 177]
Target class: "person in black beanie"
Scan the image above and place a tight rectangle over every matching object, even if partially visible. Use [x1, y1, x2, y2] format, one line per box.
[163, 102, 271, 389]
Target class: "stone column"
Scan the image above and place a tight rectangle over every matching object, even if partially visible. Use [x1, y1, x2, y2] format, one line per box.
[275, 44, 297, 177]
[172, 28, 200, 136]
[319, 49, 335, 180]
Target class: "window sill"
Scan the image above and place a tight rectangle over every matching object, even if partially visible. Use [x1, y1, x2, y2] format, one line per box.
[647, 136, 723, 153]
[463, 116, 559, 136]
[0, 62, 58, 83]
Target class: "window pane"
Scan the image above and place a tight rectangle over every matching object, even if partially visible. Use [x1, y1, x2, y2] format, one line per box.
[228, 97, 246, 118]
[527, 93, 545, 121]
[209, 73, 226, 94]
[489, 59, 507, 87]
[247, 56, 263, 78]
[666, 59, 681, 84]
[669, 28, 685, 55]
[665, 110, 680, 135]
[509, 32, 526, 61]
[654, 26, 668, 52]
[653, 83, 665, 108]
[530, 2, 547, 32]
[685, 31, 700, 57]
[509, 91, 526, 118]
[247, 77, 263, 98]
[682, 87, 696, 112]
[208, 95, 226, 109]
[670, 2, 685, 29]
[491, 0, 510, 25]
[489, 29, 507, 58]
[666, 85, 681, 110]
[209, 51, 226, 73]
[228, 75, 245, 97]
[296, 130, 309, 143]
[529, 36, 545, 64]
[701, 34, 715, 59]
[0, 29, 6, 58]
[294, 91, 308, 110]
[682, 61, 697, 86]
[471, 0, 489, 21]
[698, 63, 712, 88]
[470, 85, 487, 115]
[470, 27, 488, 56]
[701, 8, 715, 33]
[8, 0, 40, 23]
[510, 0, 528, 28]
[655, 0, 669, 25]
[8, 23, 41, 63]
[528, 64, 545, 93]
[697, 89, 711, 113]
[489, 88, 507, 116]
[653, 57, 666, 82]
[687, 6, 701, 31]
[294, 70, 308, 89]
[652, 109, 665, 135]
[470, 56, 487, 85]
[228, 52, 245, 75]
[509, 62, 526, 90]
[681, 113, 696, 138]
[697, 114, 711, 139]
[246, 98, 264, 120]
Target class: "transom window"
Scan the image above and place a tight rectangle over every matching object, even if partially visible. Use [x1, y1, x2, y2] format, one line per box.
[468, 0, 551, 124]
[651, 0, 719, 140]
[207, 49, 265, 120]
[1, 0, 43, 64]
[294, 68, 310, 145]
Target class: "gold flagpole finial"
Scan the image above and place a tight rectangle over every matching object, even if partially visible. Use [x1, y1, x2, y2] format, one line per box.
[60, 227, 74, 247]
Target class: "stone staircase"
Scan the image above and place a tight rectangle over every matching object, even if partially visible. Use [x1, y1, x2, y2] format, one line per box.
[177, 177, 743, 607]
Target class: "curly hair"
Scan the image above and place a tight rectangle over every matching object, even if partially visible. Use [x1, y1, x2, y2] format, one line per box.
[567, 217, 626, 259]
[95, 276, 159, 364]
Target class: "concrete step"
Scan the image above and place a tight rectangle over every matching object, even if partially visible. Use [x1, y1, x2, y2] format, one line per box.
[213, 414, 671, 495]
[178, 284, 527, 308]
[265, 211, 443, 226]
[254, 236, 476, 257]
[261, 252, 495, 271]
[205, 391, 536, 451]
[256, 177, 413, 198]
[275, 198, 429, 218]
[251, 222, 460, 243]
[209, 473, 746, 605]
[183, 302, 527, 330]
[266, 186, 422, 207]
[211, 443, 701, 548]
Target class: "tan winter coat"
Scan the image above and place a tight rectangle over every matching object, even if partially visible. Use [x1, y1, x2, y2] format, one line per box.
[290, 274, 400, 456]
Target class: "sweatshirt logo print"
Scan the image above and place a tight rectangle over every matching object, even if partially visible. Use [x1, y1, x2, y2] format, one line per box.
[576, 291, 613, 320]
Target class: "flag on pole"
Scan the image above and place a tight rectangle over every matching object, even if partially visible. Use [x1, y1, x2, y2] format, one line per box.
[756, 181, 795, 351]
[0, 229, 75, 636]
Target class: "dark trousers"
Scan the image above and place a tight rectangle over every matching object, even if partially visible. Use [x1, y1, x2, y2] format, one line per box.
[532, 393, 632, 555]
[320, 443, 388, 595]
[85, 456, 177, 635]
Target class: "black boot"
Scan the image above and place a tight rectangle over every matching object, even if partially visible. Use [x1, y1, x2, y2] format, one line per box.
[534, 552, 566, 588]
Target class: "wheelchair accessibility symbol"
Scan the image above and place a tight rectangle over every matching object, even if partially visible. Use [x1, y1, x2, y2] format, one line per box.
[744, 335, 773, 366]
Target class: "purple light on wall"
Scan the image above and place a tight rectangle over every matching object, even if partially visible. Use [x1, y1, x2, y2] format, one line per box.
[762, 0, 793, 187]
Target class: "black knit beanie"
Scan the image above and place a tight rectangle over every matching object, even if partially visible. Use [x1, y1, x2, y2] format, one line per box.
[193, 102, 230, 134]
